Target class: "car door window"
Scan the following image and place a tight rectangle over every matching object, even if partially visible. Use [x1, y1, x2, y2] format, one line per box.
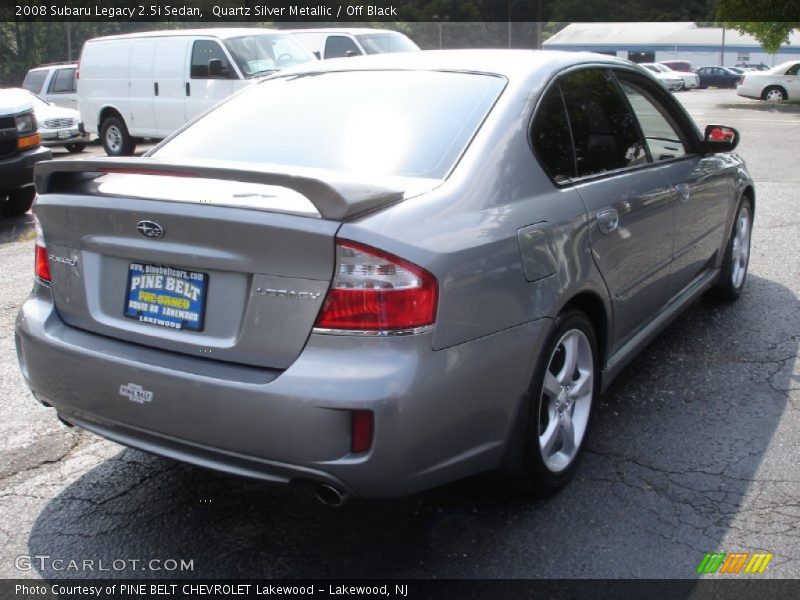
[559, 69, 647, 177]
[531, 84, 575, 183]
[324, 36, 361, 58]
[786, 63, 800, 76]
[190, 40, 234, 79]
[618, 80, 688, 162]
[49, 68, 76, 93]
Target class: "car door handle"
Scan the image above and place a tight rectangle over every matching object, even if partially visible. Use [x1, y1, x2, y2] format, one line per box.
[675, 183, 691, 204]
[185, 82, 191, 97]
[154, 82, 159, 96]
[596, 209, 619, 234]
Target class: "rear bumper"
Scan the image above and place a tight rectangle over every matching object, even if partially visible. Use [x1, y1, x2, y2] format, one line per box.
[0, 145, 51, 193]
[15, 284, 550, 498]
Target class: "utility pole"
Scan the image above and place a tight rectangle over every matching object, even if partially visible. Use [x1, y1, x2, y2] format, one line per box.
[720, 26, 726, 66]
[66, 22, 72, 61]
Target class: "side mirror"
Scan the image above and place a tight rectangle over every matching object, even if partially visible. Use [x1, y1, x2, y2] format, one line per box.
[704, 124, 740, 153]
[345, 50, 359, 57]
[208, 59, 226, 78]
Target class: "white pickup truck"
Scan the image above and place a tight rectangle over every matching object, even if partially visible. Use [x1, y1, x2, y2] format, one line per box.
[0, 89, 51, 217]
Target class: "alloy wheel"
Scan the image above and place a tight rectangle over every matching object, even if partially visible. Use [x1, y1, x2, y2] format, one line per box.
[731, 204, 751, 289]
[538, 329, 594, 473]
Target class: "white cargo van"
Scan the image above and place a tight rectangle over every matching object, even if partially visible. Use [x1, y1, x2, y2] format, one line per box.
[290, 28, 420, 60]
[77, 28, 315, 156]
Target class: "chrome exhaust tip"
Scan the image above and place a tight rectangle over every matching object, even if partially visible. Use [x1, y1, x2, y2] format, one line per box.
[314, 483, 350, 507]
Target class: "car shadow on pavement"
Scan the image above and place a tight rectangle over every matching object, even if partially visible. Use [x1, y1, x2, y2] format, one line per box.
[26, 274, 798, 580]
[0, 212, 35, 245]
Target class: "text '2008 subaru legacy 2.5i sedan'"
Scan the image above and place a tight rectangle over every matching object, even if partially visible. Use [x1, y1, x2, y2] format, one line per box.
[16, 51, 754, 505]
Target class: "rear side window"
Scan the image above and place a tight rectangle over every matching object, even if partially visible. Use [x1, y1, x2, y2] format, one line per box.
[154, 70, 506, 180]
[559, 69, 646, 177]
[49, 67, 76, 93]
[22, 70, 47, 94]
[531, 85, 574, 183]
[325, 36, 361, 58]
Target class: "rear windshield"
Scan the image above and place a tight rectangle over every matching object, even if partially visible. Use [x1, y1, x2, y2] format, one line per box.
[154, 70, 505, 180]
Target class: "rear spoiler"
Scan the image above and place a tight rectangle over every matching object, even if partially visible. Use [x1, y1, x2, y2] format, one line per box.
[34, 157, 405, 221]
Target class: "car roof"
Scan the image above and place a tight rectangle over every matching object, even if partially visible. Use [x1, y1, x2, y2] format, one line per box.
[28, 63, 77, 72]
[769, 60, 800, 72]
[289, 28, 404, 35]
[272, 49, 635, 82]
[87, 28, 288, 42]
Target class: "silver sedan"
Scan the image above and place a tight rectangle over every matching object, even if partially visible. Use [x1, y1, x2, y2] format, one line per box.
[17, 51, 754, 503]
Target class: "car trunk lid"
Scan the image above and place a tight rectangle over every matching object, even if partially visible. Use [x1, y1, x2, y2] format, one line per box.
[33, 158, 417, 369]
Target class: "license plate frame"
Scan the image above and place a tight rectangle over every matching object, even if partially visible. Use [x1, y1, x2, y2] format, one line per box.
[124, 263, 208, 332]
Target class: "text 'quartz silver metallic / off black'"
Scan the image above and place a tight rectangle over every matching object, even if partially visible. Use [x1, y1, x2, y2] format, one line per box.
[15, 51, 754, 502]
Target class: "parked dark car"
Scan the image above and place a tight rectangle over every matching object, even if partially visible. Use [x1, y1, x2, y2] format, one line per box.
[16, 51, 754, 503]
[695, 66, 741, 88]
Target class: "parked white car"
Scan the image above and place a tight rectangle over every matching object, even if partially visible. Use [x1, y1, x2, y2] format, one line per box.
[15, 89, 89, 153]
[642, 63, 698, 90]
[78, 28, 316, 156]
[736, 61, 800, 101]
[639, 64, 684, 91]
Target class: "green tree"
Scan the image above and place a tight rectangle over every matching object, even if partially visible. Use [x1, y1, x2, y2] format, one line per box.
[716, 0, 799, 53]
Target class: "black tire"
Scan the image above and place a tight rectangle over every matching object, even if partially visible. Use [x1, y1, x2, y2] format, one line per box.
[1, 186, 36, 217]
[511, 310, 600, 495]
[707, 197, 753, 301]
[761, 86, 788, 101]
[100, 116, 136, 156]
[65, 143, 86, 153]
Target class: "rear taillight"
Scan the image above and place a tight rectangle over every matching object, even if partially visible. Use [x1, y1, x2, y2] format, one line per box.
[314, 240, 438, 333]
[34, 217, 50, 283]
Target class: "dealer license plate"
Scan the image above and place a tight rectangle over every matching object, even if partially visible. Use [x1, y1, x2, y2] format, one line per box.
[124, 263, 208, 331]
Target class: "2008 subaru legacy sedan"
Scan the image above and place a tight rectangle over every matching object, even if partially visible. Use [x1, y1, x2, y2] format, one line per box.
[15, 51, 754, 504]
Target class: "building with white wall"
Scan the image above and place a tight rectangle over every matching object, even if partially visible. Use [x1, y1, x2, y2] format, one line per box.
[543, 22, 800, 68]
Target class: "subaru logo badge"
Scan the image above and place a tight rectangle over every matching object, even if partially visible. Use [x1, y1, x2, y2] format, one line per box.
[136, 220, 164, 239]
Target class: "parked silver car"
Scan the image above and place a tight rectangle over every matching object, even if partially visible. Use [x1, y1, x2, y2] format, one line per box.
[16, 51, 754, 503]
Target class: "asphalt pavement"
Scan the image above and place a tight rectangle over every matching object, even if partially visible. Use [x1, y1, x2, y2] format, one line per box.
[0, 89, 798, 580]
